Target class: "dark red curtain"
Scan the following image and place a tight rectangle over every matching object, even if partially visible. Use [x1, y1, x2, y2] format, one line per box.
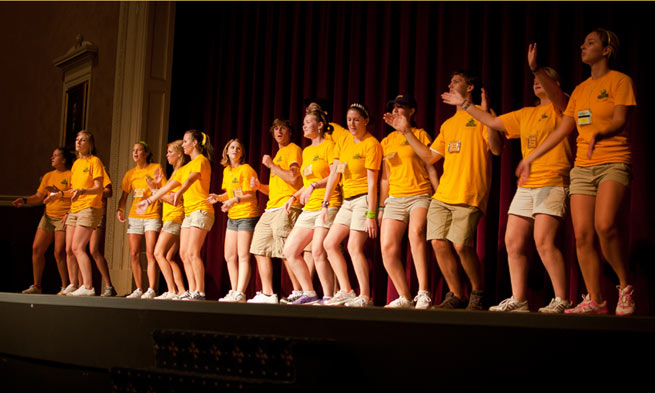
[168, 1, 654, 314]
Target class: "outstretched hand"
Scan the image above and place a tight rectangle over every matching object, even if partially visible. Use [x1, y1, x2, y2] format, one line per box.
[441, 90, 466, 107]
[528, 42, 538, 72]
[383, 112, 410, 133]
[481, 88, 490, 113]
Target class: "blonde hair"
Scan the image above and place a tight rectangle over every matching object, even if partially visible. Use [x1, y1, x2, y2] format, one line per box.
[167, 139, 188, 170]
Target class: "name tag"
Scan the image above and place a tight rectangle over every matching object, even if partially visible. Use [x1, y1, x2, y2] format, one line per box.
[383, 152, 397, 161]
[336, 162, 347, 174]
[134, 188, 145, 198]
[233, 188, 244, 198]
[577, 109, 592, 125]
[448, 141, 461, 153]
[302, 164, 313, 177]
[527, 135, 537, 149]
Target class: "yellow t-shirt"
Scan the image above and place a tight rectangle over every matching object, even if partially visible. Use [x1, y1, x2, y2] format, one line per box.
[339, 132, 382, 199]
[121, 163, 164, 219]
[499, 103, 572, 187]
[301, 139, 342, 211]
[70, 155, 105, 213]
[381, 128, 434, 197]
[161, 173, 184, 225]
[100, 165, 112, 210]
[325, 122, 351, 150]
[221, 163, 259, 219]
[37, 169, 71, 218]
[266, 143, 303, 210]
[430, 108, 492, 213]
[564, 70, 636, 167]
[173, 154, 214, 215]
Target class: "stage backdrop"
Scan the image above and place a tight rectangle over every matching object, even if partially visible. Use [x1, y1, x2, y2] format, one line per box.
[167, 1, 654, 314]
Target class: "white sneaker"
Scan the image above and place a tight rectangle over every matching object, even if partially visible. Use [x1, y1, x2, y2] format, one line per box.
[126, 288, 143, 299]
[101, 286, 116, 297]
[247, 291, 279, 304]
[141, 288, 157, 299]
[345, 295, 373, 308]
[155, 291, 178, 300]
[174, 291, 192, 301]
[538, 297, 572, 313]
[60, 284, 77, 296]
[218, 289, 236, 302]
[324, 290, 357, 306]
[232, 291, 246, 303]
[414, 290, 432, 309]
[385, 296, 413, 309]
[489, 296, 529, 312]
[70, 286, 95, 297]
[280, 290, 303, 304]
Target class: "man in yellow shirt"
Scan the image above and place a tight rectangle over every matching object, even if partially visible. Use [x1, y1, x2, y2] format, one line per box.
[384, 71, 503, 310]
[249, 119, 304, 303]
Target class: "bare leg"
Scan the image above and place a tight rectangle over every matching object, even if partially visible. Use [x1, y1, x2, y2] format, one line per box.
[505, 214, 533, 301]
[236, 230, 254, 293]
[323, 224, 353, 292]
[53, 230, 69, 287]
[381, 218, 411, 299]
[347, 230, 370, 299]
[432, 239, 463, 298]
[71, 225, 95, 289]
[90, 226, 113, 287]
[570, 194, 603, 303]
[31, 228, 54, 288]
[533, 214, 567, 300]
[128, 233, 144, 290]
[312, 227, 334, 297]
[282, 226, 314, 291]
[144, 230, 159, 290]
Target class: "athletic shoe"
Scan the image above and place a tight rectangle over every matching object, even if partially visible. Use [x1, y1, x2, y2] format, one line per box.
[56, 287, 66, 296]
[489, 296, 529, 312]
[280, 290, 303, 304]
[433, 292, 467, 309]
[616, 285, 635, 316]
[155, 291, 177, 300]
[385, 296, 414, 309]
[324, 290, 356, 306]
[345, 295, 373, 308]
[564, 294, 608, 314]
[232, 291, 246, 303]
[313, 296, 332, 306]
[466, 290, 485, 310]
[174, 291, 192, 301]
[126, 288, 143, 299]
[184, 291, 205, 301]
[22, 285, 42, 294]
[70, 286, 95, 296]
[414, 290, 432, 309]
[60, 284, 77, 296]
[101, 286, 116, 297]
[538, 297, 572, 313]
[218, 290, 236, 302]
[141, 288, 157, 299]
[292, 292, 319, 305]
[247, 292, 279, 304]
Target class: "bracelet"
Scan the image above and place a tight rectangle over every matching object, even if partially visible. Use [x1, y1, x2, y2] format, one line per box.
[365, 210, 377, 219]
[145, 197, 152, 205]
[290, 195, 297, 201]
[310, 182, 317, 190]
[378, 206, 385, 210]
[60, 190, 64, 198]
[22, 197, 27, 203]
[461, 100, 471, 110]
[236, 196, 241, 203]
[322, 201, 330, 208]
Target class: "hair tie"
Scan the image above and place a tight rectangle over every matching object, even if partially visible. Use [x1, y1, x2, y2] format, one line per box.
[201, 132, 207, 146]
[139, 141, 149, 151]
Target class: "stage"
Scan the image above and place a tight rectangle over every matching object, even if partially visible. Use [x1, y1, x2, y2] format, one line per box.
[1, 292, 654, 391]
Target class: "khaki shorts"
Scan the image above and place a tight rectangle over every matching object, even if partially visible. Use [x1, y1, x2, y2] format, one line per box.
[127, 217, 162, 235]
[508, 186, 568, 219]
[66, 207, 103, 229]
[294, 207, 339, 230]
[426, 199, 482, 247]
[96, 214, 107, 229]
[250, 207, 301, 258]
[162, 220, 181, 236]
[181, 210, 215, 231]
[570, 163, 631, 196]
[383, 194, 431, 223]
[38, 215, 65, 232]
[333, 194, 369, 232]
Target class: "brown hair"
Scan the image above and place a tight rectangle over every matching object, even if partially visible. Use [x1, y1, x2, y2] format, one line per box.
[220, 138, 245, 167]
[269, 119, 293, 136]
[185, 129, 214, 161]
[591, 28, 620, 65]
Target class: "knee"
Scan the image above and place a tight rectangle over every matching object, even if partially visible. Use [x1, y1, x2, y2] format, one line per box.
[323, 238, 337, 254]
[130, 250, 141, 262]
[505, 235, 526, 258]
[595, 220, 618, 240]
[380, 241, 399, 264]
[452, 243, 470, 256]
[311, 248, 326, 264]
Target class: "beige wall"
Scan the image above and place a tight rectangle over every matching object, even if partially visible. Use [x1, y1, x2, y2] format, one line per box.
[0, 2, 120, 194]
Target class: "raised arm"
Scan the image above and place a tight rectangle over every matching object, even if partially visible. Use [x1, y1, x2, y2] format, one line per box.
[382, 113, 442, 165]
[529, 43, 569, 113]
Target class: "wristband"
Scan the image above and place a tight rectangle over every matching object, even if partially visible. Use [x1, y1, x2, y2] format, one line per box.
[310, 182, 317, 190]
[236, 196, 241, 203]
[322, 201, 330, 208]
[22, 197, 27, 203]
[365, 210, 377, 219]
[290, 195, 297, 201]
[378, 206, 385, 210]
[60, 190, 65, 198]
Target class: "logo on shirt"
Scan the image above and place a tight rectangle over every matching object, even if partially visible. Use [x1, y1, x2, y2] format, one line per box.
[466, 118, 476, 127]
[539, 113, 548, 120]
[312, 155, 320, 161]
[598, 89, 609, 100]
[83, 167, 89, 173]
[232, 177, 239, 184]
[402, 140, 410, 145]
[276, 156, 283, 163]
[352, 153, 363, 159]
[60, 179, 68, 185]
